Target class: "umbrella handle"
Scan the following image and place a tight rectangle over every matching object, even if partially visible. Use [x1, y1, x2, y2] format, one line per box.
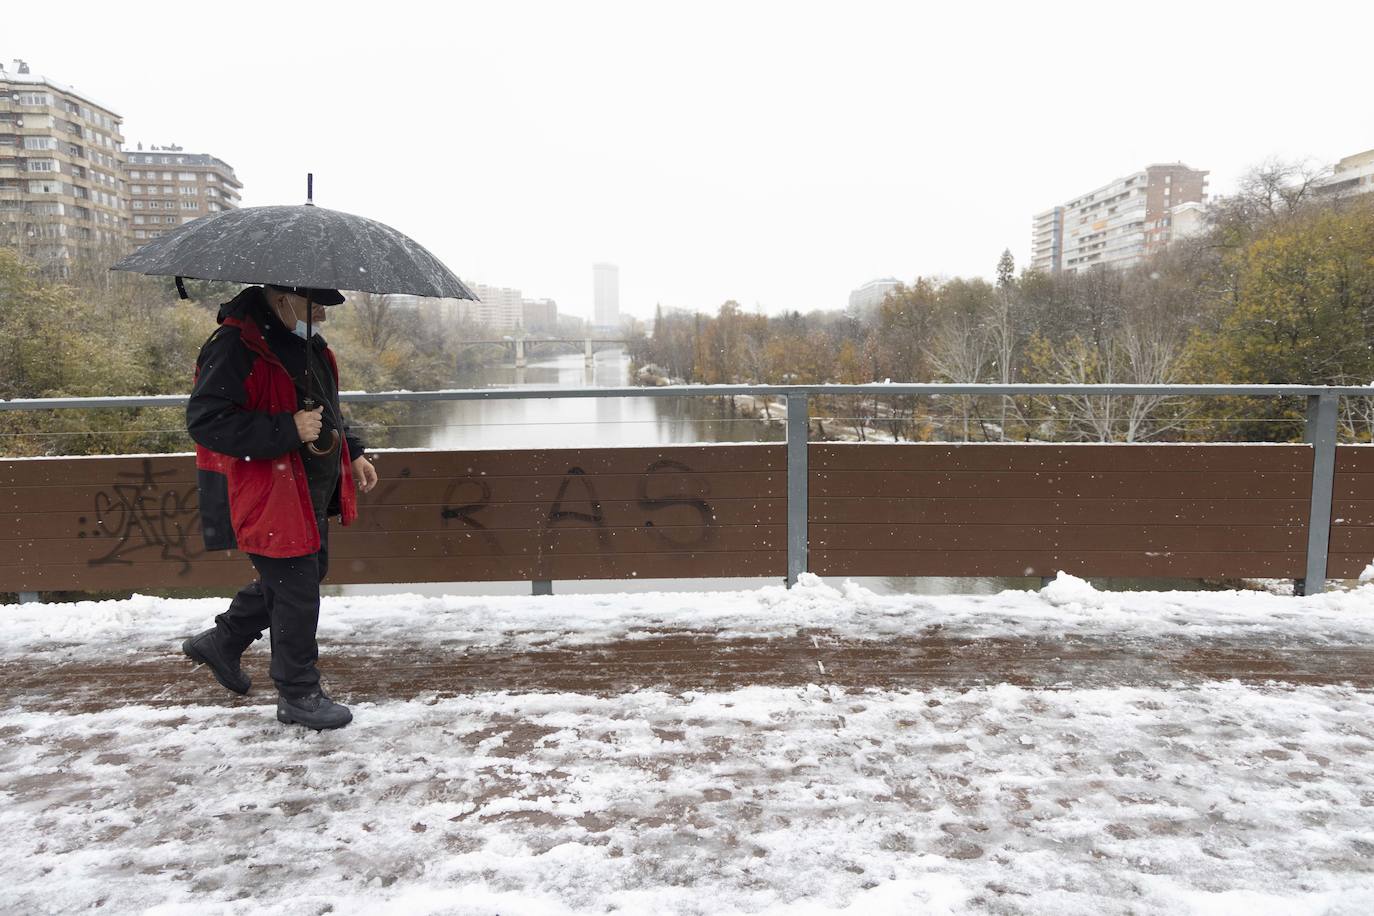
[307, 429, 340, 457]
[302, 394, 340, 457]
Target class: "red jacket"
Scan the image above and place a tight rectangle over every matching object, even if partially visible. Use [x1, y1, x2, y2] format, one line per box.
[188, 288, 358, 558]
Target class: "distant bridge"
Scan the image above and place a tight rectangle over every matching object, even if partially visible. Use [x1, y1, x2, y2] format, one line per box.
[460, 338, 628, 367]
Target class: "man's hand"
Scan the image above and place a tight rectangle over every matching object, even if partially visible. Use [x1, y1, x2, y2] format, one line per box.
[294, 407, 324, 444]
[352, 455, 378, 494]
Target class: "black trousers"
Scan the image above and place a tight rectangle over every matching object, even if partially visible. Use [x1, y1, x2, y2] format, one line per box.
[215, 517, 330, 697]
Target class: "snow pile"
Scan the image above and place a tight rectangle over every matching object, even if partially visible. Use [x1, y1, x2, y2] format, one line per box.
[1039, 571, 1111, 609]
[4, 575, 1374, 662]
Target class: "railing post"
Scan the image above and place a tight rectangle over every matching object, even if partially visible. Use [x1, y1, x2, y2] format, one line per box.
[786, 393, 809, 588]
[585, 338, 594, 367]
[1299, 392, 1339, 596]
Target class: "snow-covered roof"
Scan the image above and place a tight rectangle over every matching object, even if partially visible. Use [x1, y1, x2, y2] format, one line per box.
[0, 68, 122, 118]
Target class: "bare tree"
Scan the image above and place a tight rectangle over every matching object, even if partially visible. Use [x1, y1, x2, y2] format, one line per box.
[989, 254, 1022, 440]
[1207, 157, 1332, 249]
[352, 291, 400, 352]
[926, 279, 995, 440]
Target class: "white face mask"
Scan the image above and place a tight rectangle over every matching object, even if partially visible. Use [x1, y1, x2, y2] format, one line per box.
[292, 319, 321, 340]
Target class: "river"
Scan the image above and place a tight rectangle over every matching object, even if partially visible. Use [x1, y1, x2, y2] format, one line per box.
[417, 349, 784, 451]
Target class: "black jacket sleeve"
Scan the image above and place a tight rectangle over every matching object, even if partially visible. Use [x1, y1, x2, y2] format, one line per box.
[344, 421, 365, 460]
[187, 327, 305, 460]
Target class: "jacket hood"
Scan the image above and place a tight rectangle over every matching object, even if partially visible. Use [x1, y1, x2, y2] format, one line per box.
[216, 286, 268, 324]
[217, 286, 331, 348]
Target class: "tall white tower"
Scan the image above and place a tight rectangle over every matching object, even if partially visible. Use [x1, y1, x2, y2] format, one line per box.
[593, 262, 620, 332]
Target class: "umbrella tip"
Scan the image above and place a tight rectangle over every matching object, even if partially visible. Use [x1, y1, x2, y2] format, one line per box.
[306, 173, 314, 206]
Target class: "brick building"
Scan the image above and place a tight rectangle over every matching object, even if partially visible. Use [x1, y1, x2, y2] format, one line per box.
[124, 146, 241, 242]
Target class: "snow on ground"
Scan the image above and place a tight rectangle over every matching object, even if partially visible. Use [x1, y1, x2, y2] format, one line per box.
[2, 576, 1374, 914]
[4, 573, 1374, 662]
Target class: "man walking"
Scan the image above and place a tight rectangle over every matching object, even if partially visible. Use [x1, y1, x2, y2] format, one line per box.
[182, 284, 378, 730]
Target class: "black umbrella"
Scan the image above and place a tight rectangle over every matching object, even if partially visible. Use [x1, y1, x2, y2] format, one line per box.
[111, 180, 476, 301]
[112, 177, 477, 454]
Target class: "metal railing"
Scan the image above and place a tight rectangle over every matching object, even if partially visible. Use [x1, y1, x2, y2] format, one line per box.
[3, 383, 1372, 595]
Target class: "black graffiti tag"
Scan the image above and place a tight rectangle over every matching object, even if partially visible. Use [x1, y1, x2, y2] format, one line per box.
[541, 467, 612, 561]
[440, 476, 502, 554]
[85, 459, 204, 574]
[638, 458, 714, 548]
[546, 467, 604, 528]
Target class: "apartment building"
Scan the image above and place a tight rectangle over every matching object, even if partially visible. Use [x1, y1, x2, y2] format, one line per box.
[1029, 207, 1064, 274]
[1030, 163, 1208, 274]
[0, 60, 126, 269]
[848, 277, 901, 313]
[521, 297, 558, 334]
[593, 262, 620, 332]
[1316, 148, 1374, 199]
[465, 281, 525, 331]
[124, 145, 241, 242]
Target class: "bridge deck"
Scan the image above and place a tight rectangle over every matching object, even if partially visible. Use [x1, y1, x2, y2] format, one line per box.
[6, 629, 1374, 714]
[4, 582, 1374, 912]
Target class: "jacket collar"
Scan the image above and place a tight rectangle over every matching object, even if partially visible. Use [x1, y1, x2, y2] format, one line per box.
[218, 287, 286, 369]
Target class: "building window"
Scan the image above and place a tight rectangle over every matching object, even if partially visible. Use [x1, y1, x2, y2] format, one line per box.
[177, 172, 196, 181]
[134, 215, 145, 225]
[26, 159, 57, 172]
[130, 185, 143, 194]
[161, 171, 172, 179]
[134, 230, 146, 239]
[22, 136, 56, 150]
[17, 92, 53, 106]
[180, 186, 198, 195]
[132, 200, 144, 209]
[129, 170, 141, 179]
[181, 200, 198, 210]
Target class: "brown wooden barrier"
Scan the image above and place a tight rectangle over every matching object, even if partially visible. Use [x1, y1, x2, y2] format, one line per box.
[1332, 445, 1374, 579]
[1, 443, 1370, 592]
[0, 446, 787, 591]
[809, 443, 1362, 580]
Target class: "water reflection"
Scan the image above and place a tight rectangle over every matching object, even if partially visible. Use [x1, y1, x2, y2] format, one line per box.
[412, 349, 782, 452]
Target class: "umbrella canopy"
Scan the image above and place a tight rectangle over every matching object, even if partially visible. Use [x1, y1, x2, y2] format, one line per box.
[111, 204, 476, 301]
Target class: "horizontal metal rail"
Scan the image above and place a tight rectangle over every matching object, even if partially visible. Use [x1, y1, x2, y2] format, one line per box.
[1, 383, 1369, 594]
[2, 383, 1372, 411]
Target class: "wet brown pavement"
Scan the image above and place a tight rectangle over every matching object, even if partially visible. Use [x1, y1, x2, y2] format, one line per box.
[4, 631, 1373, 712]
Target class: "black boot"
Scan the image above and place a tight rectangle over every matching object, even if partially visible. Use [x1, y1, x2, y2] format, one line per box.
[182, 627, 254, 695]
[277, 688, 352, 730]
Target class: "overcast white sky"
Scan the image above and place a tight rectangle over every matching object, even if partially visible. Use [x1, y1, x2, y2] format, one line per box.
[12, 0, 1374, 319]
